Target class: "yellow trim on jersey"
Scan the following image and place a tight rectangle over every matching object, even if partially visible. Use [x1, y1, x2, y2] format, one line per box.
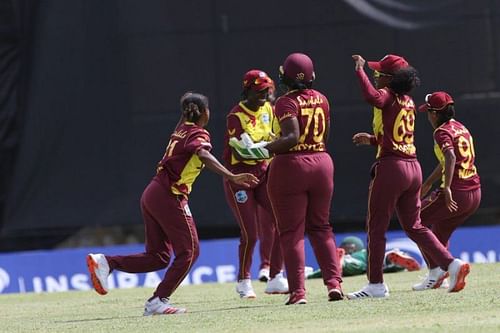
[230, 102, 274, 165]
[372, 107, 383, 159]
[171, 153, 204, 195]
[433, 142, 446, 188]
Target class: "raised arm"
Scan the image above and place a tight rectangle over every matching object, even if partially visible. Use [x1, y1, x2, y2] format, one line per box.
[352, 55, 389, 108]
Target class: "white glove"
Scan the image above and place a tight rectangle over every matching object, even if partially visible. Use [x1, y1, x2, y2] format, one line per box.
[229, 133, 270, 160]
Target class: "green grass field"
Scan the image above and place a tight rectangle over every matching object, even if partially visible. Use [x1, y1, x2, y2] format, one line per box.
[1, 263, 499, 333]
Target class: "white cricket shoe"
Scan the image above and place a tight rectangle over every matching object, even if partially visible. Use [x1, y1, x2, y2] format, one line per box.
[412, 267, 448, 291]
[143, 297, 187, 315]
[236, 279, 256, 298]
[86, 253, 110, 295]
[447, 259, 470, 292]
[264, 273, 289, 294]
[258, 268, 270, 282]
[347, 283, 389, 300]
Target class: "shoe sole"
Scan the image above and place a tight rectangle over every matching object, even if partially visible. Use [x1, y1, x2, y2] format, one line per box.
[264, 290, 289, 295]
[328, 289, 344, 301]
[259, 276, 269, 282]
[286, 299, 307, 305]
[387, 252, 420, 271]
[144, 308, 187, 316]
[449, 263, 470, 292]
[86, 255, 107, 295]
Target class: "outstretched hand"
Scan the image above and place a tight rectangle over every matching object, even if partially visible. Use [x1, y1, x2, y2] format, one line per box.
[352, 54, 366, 70]
[352, 132, 372, 146]
[230, 173, 259, 188]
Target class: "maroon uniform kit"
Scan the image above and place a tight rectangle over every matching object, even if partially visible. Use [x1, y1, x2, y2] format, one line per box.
[418, 92, 481, 271]
[347, 55, 470, 299]
[223, 70, 286, 298]
[268, 81, 343, 303]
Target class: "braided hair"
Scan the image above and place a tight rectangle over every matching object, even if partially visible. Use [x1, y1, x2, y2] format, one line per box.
[389, 66, 420, 95]
[180, 92, 209, 123]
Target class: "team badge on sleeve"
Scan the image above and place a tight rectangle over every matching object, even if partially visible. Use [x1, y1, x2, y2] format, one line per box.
[235, 190, 248, 204]
[261, 113, 270, 124]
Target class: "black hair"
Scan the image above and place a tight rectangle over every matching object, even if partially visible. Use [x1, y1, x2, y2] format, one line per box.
[389, 66, 420, 95]
[278, 73, 312, 91]
[180, 92, 209, 123]
[435, 105, 455, 127]
[241, 88, 250, 100]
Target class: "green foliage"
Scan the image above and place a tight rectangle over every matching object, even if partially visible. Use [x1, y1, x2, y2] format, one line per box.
[1, 263, 499, 333]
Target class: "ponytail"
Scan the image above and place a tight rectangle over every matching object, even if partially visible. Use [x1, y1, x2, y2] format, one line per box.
[180, 92, 209, 122]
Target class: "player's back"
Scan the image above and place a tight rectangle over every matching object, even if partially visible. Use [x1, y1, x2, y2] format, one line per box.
[378, 92, 417, 160]
[273, 89, 330, 154]
[156, 122, 212, 196]
[433, 119, 480, 190]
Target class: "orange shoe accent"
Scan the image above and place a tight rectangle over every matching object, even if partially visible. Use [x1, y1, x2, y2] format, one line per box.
[432, 272, 449, 289]
[387, 252, 421, 271]
[449, 263, 470, 292]
[86, 255, 107, 295]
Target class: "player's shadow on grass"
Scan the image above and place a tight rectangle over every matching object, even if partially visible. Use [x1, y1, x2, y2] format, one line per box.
[188, 303, 274, 314]
[54, 304, 275, 323]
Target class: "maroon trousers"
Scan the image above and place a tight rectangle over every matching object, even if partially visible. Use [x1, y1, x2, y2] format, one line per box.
[267, 152, 342, 298]
[366, 159, 454, 283]
[420, 187, 481, 268]
[257, 205, 274, 270]
[106, 178, 199, 299]
[224, 176, 283, 280]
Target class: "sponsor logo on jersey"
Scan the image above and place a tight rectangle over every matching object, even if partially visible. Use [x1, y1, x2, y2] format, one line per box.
[235, 190, 248, 204]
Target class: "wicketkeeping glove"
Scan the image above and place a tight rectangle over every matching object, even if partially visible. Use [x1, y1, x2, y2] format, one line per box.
[229, 133, 270, 160]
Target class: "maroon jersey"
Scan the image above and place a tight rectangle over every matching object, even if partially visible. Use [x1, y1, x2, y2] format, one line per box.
[155, 121, 212, 196]
[222, 102, 274, 177]
[433, 119, 480, 191]
[273, 89, 330, 154]
[356, 70, 417, 159]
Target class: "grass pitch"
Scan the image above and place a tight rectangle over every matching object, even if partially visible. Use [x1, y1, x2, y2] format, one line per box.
[1, 263, 499, 333]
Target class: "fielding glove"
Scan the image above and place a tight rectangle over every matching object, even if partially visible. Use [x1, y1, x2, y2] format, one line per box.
[229, 133, 270, 160]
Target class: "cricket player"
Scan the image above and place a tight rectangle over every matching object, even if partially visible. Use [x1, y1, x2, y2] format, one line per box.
[307, 236, 421, 279]
[223, 70, 287, 298]
[413, 91, 481, 291]
[87, 92, 258, 315]
[231, 53, 344, 304]
[348, 54, 470, 299]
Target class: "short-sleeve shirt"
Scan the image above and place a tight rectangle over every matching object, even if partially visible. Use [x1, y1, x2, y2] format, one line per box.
[273, 89, 330, 154]
[223, 101, 274, 177]
[156, 122, 212, 196]
[433, 119, 480, 191]
[356, 69, 417, 160]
